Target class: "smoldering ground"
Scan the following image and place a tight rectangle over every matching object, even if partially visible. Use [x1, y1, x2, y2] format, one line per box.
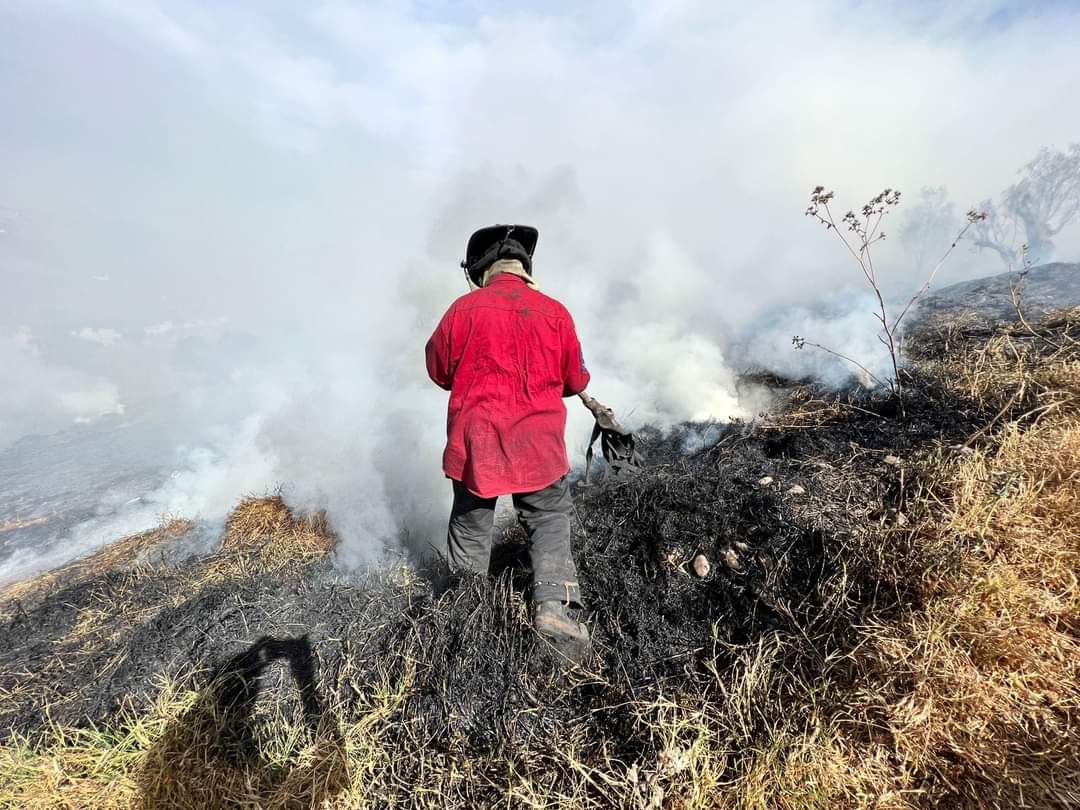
[0, 340, 1004, 743]
[6, 305, 1080, 807]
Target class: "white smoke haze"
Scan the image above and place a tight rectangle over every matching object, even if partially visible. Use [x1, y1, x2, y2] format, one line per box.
[2, 0, 1079, 579]
[72, 327, 123, 346]
[743, 290, 907, 389]
[1, 329, 126, 444]
[145, 322, 175, 337]
[0, 416, 274, 584]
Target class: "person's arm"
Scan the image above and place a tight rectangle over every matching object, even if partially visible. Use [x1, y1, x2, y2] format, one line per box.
[561, 315, 591, 396]
[425, 309, 455, 390]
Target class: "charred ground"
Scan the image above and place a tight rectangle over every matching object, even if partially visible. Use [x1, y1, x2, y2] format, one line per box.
[1, 309, 1078, 808]
[2, 369, 981, 736]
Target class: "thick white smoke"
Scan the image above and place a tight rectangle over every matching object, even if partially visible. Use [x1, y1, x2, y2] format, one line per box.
[3, 1, 1080, 581]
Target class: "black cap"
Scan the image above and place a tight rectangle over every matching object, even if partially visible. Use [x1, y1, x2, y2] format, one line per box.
[461, 224, 539, 286]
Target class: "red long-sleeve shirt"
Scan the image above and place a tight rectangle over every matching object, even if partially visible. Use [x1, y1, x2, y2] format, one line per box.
[425, 273, 591, 497]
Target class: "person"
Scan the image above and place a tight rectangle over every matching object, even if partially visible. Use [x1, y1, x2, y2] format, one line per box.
[425, 224, 591, 659]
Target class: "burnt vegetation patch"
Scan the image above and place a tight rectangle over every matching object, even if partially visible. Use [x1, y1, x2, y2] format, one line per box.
[2, 310, 1079, 807]
[1, 374, 981, 741]
[572, 367, 988, 692]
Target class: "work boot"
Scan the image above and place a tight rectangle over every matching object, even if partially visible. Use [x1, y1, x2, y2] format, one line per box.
[533, 600, 590, 663]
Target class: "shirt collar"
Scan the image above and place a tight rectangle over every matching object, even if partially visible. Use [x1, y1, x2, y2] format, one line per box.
[485, 272, 528, 288]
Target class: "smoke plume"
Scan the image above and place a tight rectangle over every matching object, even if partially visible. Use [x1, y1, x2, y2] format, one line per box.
[3, 1, 1080, 580]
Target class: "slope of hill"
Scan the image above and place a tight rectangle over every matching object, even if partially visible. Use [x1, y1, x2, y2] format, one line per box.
[1, 306, 1078, 808]
[917, 261, 1080, 323]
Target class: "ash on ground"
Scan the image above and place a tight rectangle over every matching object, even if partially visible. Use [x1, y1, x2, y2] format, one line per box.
[1, 349, 995, 774]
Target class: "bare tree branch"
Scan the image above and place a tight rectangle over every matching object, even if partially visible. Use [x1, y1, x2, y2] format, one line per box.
[971, 144, 1080, 266]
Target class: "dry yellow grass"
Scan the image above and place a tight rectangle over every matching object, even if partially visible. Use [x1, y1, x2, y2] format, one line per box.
[0, 517, 193, 608]
[823, 310, 1080, 808]
[851, 421, 1080, 807]
[221, 494, 336, 559]
[221, 494, 335, 566]
[194, 494, 337, 586]
[0, 515, 54, 534]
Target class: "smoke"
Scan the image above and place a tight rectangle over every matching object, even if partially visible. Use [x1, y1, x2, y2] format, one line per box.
[1, 329, 126, 445]
[741, 290, 904, 388]
[72, 327, 123, 346]
[3, 0, 1080, 579]
[680, 424, 724, 455]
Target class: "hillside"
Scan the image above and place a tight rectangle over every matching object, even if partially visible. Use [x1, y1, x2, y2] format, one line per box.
[917, 261, 1080, 323]
[1, 307, 1078, 808]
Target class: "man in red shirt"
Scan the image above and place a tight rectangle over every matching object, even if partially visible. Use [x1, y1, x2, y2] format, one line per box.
[425, 224, 591, 659]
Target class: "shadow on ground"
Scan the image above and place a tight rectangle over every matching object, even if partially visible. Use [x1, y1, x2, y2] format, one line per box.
[136, 635, 349, 809]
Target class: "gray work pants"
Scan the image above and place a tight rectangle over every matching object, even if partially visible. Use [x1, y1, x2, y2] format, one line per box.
[447, 476, 582, 607]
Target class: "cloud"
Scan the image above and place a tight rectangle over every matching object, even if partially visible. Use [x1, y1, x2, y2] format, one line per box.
[95, 0, 209, 61]
[72, 327, 123, 346]
[144, 321, 174, 336]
